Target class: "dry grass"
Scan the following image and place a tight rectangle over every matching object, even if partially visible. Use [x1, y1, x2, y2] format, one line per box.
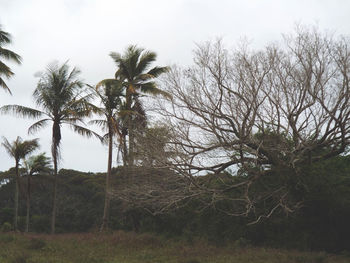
[0, 231, 348, 263]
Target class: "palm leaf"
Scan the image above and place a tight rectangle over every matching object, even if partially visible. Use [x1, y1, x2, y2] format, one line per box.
[0, 27, 11, 44]
[147, 66, 169, 78]
[0, 47, 22, 64]
[68, 124, 103, 142]
[139, 82, 172, 99]
[135, 51, 156, 76]
[0, 60, 14, 78]
[0, 105, 44, 118]
[28, 119, 50, 135]
[88, 119, 108, 130]
[0, 77, 11, 94]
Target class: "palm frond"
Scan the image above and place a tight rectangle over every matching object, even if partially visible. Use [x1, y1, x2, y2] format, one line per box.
[88, 119, 108, 129]
[0, 27, 11, 44]
[68, 124, 103, 142]
[0, 47, 22, 64]
[0, 104, 44, 118]
[139, 82, 172, 99]
[96, 78, 120, 89]
[135, 50, 156, 76]
[0, 77, 11, 94]
[1, 136, 15, 157]
[28, 119, 50, 135]
[0, 60, 14, 78]
[147, 66, 170, 78]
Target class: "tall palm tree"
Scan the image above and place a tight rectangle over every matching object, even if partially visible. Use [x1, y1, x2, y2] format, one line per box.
[88, 80, 124, 231]
[109, 45, 170, 166]
[0, 24, 22, 94]
[0, 61, 98, 234]
[23, 153, 52, 232]
[1, 136, 39, 231]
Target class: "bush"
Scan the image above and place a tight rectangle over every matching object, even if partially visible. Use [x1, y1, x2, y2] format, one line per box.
[1, 222, 12, 232]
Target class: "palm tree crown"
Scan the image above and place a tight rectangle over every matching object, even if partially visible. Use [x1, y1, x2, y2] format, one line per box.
[2, 136, 39, 161]
[0, 24, 22, 94]
[110, 45, 170, 98]
[1, 61, 96, 155]
[24, 153, 52, 176]
[109, 45, 170, 166]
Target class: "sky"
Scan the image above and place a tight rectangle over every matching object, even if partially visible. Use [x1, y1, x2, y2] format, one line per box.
[1, 0, 350, 172]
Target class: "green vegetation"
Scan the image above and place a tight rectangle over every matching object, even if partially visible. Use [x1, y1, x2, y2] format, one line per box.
[0, 232, 349, 263]
[0, 158, 350, 252]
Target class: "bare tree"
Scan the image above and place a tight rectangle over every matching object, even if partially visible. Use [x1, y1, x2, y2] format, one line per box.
[153, 26, 350, 222]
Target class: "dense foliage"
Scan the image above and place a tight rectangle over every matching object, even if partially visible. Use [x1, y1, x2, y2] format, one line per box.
[1, 156, 350, 252]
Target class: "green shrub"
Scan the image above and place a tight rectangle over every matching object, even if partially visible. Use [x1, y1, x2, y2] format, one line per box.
[1, 222, 12, 232]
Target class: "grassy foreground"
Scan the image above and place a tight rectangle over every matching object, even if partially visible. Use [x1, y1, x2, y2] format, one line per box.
[0, 231, 349, 263]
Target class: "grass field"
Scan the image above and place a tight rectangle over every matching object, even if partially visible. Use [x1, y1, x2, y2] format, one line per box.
[0, 231, 349, 263]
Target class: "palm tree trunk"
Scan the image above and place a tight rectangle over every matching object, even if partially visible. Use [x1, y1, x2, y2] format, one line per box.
[100, 124, 113, 231]
[126, 85, 134, 166]
[51, 122, 61, 235]
[129, 123, 135, 166]
[51, 154, 58, 234]
[122, 130, 127, 167]
[14, 160, 19, 231]
[25, 173, 31, 232]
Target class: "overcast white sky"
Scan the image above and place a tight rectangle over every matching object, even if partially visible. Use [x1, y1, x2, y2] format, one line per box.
[1, 0, 350, 172]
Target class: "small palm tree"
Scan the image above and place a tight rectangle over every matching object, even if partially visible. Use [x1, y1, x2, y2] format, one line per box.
[0, 24, 22, 94]
[23, 153, 52, 232]
[0, 61, 98, 234]
[2, 136, 39, 231]
[109, 45, 170, 166]
[88, 80, 124, 231]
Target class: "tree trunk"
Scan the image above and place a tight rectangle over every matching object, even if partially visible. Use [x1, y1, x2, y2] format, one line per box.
[51, 151, 58, 234]
[129, 123, 135, 166]
[100, 123, 113, 231]
[51, 122, 61, 235]
[25, 172, 31, 232]
[122, 130, 128, 167]
[126, 85, 134, 166]
[14, 160, 19, 231]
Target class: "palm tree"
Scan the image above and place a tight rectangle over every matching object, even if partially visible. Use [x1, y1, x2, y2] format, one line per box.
[88, 80, 124, 231]
[0, 24, 22, 94]
[109, 45, 170, 166]
[1, 136, 39, 231]
[0, 61, 98, 234]
[23, 153, 52, 232]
